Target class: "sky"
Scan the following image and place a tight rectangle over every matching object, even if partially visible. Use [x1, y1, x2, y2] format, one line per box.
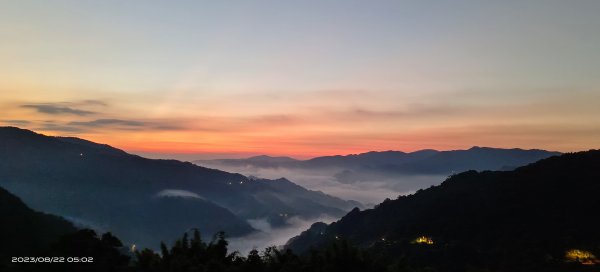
[1, 0, 599, 159]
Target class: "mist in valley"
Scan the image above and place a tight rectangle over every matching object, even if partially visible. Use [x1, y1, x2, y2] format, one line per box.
[194, 162, 448, 253]
[195, 162, 447, 205]
[228, 214, 338, 255]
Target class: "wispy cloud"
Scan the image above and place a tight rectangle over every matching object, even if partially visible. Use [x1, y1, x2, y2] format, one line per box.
[66, 118, 191, 132]
[36, 122, 85, 133]
[22, 104, 96, 116]
[1, 119, 31, 126]
[156, 189, 204, 199]
[79, 100, 109, 107]
[69, 119, 145, 127]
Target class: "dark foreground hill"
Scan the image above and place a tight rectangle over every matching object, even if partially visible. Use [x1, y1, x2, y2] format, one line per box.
[0, 186, 76, 261]
[1, 185, 133, 272]
[0, 127, 359, 248]
[286, 150, 600, 271]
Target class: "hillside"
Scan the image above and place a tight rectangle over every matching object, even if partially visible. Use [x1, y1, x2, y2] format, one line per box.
[0, 186, 76, 263]
[286, 150, 600, 271]
[0, 127, 359, 248]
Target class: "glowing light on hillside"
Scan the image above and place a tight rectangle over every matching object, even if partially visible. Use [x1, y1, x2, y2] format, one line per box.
[413, 236, 434, 245]
[566, 249, 599, 265]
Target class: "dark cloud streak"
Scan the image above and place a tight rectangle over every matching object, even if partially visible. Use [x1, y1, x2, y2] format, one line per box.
[79, 100, 108, 107]
[36, 123, 85, 133]
[67, 118, 190, 131]
[1, 120, 31, 126]
[22, 104, 96, 116]
[69, 119, 145, 127]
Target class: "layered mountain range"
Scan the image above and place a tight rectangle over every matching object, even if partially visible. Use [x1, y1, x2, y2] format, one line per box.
[196, 146, 560, 204]
[197, 148, 560, 178]
[0, 127, 359, 248]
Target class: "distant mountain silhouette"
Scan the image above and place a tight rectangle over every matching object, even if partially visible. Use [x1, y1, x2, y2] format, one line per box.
[212, 155, 300, 168]
[286, 150, 600, 271]
[388, 146, 561, 174]
[197, 147, 560, 182]
[0, 127, 359, 248]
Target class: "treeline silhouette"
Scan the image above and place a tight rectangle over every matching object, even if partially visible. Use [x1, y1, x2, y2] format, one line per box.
[135, 230, 381, 272]
[8, 227, 599, 272]
[7, 228, 383, 272]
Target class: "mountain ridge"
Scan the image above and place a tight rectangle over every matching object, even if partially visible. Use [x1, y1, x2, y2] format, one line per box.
[0, 127, 360, 248]
[196, 147, 561, 174]
[285, 150, 600, 271]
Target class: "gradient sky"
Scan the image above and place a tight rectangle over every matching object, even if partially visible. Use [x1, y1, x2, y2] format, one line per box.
[1, 1, 599, 159]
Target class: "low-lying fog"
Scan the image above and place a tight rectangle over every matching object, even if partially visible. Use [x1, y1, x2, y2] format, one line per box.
[228, 215, 338, 255]
[195, 163, 448, 253]
[195, 163, 447, 205]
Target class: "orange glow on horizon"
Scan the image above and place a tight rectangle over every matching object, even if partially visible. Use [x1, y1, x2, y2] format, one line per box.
[24, 125, 578, 160]
[2, 1, 600, 160]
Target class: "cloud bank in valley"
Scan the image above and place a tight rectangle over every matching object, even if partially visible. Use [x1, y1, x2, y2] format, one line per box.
[156, 189, 204, 199]
[228, 215, 338, 255]
[196, 163, 447, 205]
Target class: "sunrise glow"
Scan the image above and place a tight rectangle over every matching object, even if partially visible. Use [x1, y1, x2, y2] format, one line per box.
[2, 1, 599, 159]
